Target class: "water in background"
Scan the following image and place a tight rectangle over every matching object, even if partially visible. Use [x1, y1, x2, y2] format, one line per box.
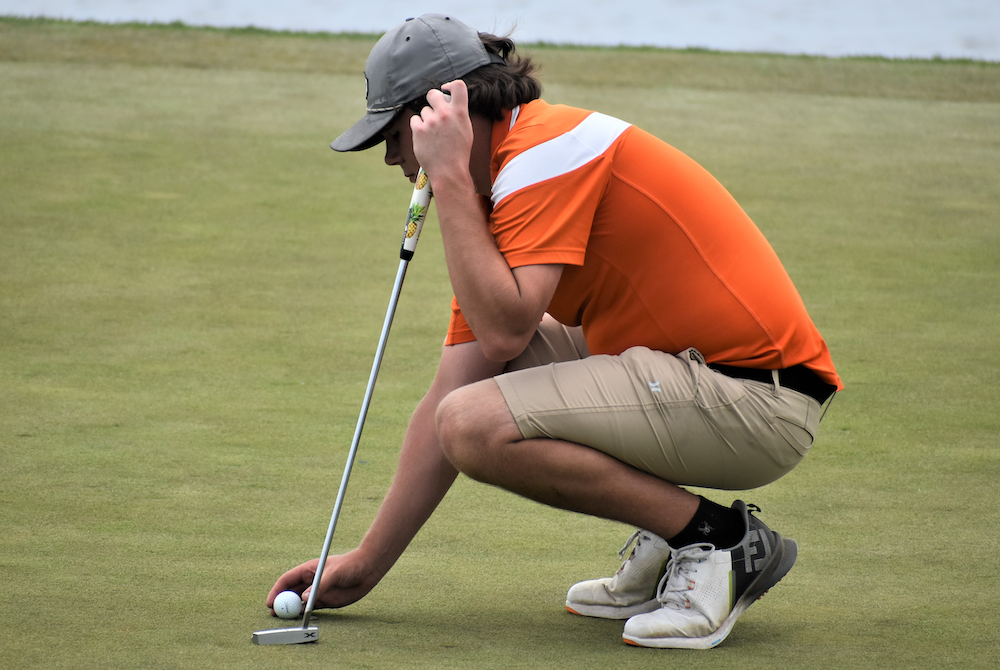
[2, 0, 998, 61]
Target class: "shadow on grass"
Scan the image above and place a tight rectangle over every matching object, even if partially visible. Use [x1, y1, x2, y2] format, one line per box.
[299, 606, 631, 663]
[297, 602, 801, 667]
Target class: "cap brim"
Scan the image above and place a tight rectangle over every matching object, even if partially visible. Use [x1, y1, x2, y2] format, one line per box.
[330, 108, 397, 152]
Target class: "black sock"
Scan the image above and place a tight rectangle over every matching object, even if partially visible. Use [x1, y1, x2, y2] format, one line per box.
[667, 497, 745, 549]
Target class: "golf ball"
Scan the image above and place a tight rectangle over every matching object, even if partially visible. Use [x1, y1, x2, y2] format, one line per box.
[273, 590, 303, 619]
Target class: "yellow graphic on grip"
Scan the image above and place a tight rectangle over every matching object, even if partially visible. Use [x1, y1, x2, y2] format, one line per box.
[405, 203, 426, 238]
[416, 171, 429, 190]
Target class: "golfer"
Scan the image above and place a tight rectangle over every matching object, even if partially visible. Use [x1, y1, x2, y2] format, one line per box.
[268, 14, 841, 648]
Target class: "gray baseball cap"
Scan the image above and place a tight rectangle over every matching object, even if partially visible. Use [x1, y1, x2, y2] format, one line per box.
[330, 14, 505, 152]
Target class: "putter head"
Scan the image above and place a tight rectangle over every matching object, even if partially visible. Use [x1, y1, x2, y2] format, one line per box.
[251, 626, 319, 645]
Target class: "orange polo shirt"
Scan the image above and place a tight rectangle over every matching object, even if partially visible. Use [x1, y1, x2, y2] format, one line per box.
[445, 100, 841, 390]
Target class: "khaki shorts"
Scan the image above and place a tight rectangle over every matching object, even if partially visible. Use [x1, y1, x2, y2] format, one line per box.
[495, 316, 823, 490]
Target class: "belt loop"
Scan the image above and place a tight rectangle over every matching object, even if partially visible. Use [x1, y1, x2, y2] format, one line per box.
[770, 369, 781, 397]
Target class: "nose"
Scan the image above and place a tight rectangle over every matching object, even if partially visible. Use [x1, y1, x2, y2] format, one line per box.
[384, 139, 401, 167]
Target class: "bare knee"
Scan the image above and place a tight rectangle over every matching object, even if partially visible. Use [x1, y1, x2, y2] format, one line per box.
[435, 386, 484, 473]
[435, 381, 519, 479]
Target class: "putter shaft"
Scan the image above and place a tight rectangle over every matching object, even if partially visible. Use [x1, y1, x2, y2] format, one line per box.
[300, 255, 410, 630]
[252, 169, 433, 646]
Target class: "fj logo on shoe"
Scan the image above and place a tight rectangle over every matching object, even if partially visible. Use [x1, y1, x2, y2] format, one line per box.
[741, 529, 772, 573]
[648, 381, 662, 393]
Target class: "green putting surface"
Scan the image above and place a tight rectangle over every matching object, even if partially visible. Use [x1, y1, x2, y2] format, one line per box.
[2, 17, 998, 669]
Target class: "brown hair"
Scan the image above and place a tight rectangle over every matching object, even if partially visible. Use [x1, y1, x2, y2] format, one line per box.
[404, 32, 542, 120]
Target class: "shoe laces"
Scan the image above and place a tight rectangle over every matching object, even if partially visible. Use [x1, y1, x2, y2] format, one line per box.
[654, 543, 715, 610]
[614, 530, 644, 575]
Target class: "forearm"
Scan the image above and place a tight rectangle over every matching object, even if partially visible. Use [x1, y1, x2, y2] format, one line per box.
[432, 172, 563, 361]
[357, 387, 459, 578]
[355, 342, 505, 578]
[433, 174, 535, 352]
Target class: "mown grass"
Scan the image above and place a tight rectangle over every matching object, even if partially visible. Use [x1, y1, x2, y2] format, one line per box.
[2, 17, 999, 670]
[2, 16, 998, 102]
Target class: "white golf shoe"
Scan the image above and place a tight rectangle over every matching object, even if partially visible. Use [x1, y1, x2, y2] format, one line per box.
[565, 529, 672, 619]
[622, 501, 797, 649]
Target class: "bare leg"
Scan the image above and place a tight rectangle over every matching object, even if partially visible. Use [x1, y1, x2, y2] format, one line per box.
[435, 378, 699, 539]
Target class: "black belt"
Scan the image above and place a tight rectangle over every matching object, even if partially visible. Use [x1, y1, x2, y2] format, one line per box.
[708, 363, 836, 404]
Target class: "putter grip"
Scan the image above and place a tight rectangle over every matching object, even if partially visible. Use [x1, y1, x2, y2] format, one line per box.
[400, 168, 433, 261]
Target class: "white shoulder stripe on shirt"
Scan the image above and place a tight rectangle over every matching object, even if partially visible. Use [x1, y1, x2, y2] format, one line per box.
[491, 112, 632, 205]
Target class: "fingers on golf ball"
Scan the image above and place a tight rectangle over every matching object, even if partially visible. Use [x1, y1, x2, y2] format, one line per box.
[273, 591, 303, 619]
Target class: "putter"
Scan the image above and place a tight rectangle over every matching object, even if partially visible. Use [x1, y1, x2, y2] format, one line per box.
[253, 168, 433, 645]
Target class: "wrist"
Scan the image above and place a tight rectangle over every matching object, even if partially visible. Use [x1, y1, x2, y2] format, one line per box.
[356, 532, 404, 580]
[427, 164, 477, 199]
